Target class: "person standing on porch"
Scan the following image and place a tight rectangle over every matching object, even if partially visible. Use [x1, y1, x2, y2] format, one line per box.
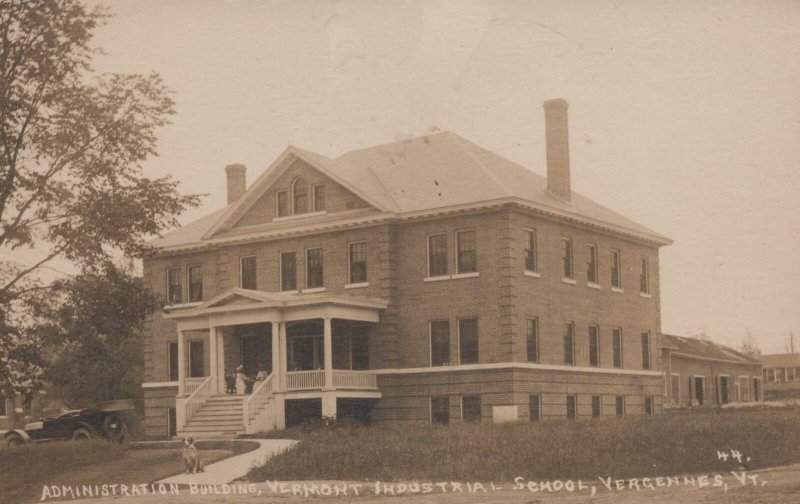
[235, 365, 247, 395]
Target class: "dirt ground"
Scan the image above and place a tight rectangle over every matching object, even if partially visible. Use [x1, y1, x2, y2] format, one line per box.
[37, 464, 800, 504]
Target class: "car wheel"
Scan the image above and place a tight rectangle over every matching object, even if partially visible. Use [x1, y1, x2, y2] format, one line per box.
[6, 433, 25, 448]
[72, 427, 93, 441]
[103, 415, 124, 439]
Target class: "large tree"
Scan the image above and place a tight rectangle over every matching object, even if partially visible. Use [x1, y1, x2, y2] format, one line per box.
[36, 264, 157, 408]
[0, 0, 199, 395]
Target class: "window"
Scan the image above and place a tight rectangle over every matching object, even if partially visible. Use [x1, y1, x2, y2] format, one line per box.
[566, 395, 576, 420]
[561, 237, 573, 279]
[189, 340, 204, 378]
[458, 318, 479, 364]
[612, 328, 623, 368]
[591, 396, 601, 418]
[526, 318, 539, 363]
[240, 256, 257, 290]
[671, 373, 681, 405]
[615, 395, 625, 416]
[313, 184, 325, 212]
[277, 190, 289, 217]
[430, 320, 450, 366]
[428, 234, 448, 277]
[524, 229, 538, 272]
[280, 251, 297, 291]
[349, 243, 368, 284]
[167, 267, 182, 304]
[641, 332, 651, 370]
[188, 265, 203, 302]
[292, 177, 308, 214]
[0, 396, 6, 417]
[587, 243, 598, 283]
[456, 230, 477, 273]
[740, 376, 750, 402]
[462, 396, 481, 422]
[640, 257, 650, 294]
[431, 397, 449, 424]
[306, 248, 324, 288]
[589, 325, 600, 367]
[529, 394, 540, 421]
[563, 322, 575, 365]
[611, 249, 622, 288]
[168, 342, 179, 382]
[644, 396, 654, 415]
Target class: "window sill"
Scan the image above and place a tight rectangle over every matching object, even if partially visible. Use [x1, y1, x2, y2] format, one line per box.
[587, 282, 601, 289]
[272, 210, 327, 222]
[452, 271, 479, 279]
[302, 287, 326, 294]
[163, 301, 203, 311]
[561, 278, 577, 285]
[524, 270, 541, 278]
[611, 287, 624, 294]
[424, 275, 451, 283]
[345, 282, 369, 289]
[280, 289, 299, 295]
[640, 292, 652, 298]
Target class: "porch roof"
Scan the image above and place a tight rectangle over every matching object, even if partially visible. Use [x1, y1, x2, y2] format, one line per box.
[164, 288, 388, 329]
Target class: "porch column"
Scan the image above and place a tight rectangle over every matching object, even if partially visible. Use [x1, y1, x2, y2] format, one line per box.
[272, 322, 282, 390]
[216, 328, 225, 393]
[209, 326, 218, 392]
[177, 330, 186, 396]
[323, 317, 333, 391]
[278, 321, 288, 390]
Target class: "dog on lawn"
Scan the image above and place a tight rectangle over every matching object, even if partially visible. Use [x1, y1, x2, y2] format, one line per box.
[182, 437, 205, 473]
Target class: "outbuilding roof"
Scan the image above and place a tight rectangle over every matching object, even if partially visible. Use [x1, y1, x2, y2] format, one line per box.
[662, 334, 761, 365]
[151, 131, 672, 251]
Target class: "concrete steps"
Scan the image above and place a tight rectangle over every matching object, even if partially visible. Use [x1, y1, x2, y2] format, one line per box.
[179, 395, 246, 438]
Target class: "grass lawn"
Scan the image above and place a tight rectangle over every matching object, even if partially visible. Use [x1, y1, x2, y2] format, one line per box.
[249, 406, 800, 482]
[0, 440, 232, 504]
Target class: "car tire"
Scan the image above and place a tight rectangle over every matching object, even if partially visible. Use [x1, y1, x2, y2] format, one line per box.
[103, 415, 124, 439]
[72, 427, 93, 441]
[5, 433, 25, 448]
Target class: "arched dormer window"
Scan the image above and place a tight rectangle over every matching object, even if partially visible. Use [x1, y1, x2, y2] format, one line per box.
[292, 177, 308, 214]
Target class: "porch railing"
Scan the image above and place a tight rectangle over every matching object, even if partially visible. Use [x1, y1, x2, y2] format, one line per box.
[286, 370, 325, 390]
[244, 373, 274, 425]
[184, 377, 206, 395]
[185, 375, 215, 423]
[332, 370, 378, 390]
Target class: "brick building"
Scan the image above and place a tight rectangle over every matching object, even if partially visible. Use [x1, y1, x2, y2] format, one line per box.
[661, 334, 762, 407]
[141, 99, 673, 439]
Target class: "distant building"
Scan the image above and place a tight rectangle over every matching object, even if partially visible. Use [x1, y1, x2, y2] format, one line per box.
[661, 334, 762, 407]
[761, 353, 800, 391]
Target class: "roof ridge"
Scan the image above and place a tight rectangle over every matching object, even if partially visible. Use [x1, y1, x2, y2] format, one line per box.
[336, 130, 454, 159]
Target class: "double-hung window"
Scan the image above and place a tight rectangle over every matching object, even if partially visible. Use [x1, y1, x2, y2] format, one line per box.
[430, 321, 450, 366]
[349, 243, 367, 284]
[313, 184, 325, 212]
[526, 318, 539, 363]
[280, 251, 297, 291]
[641, 332, 651, 370]
[456, 230, 477, 274]
[524, 229, 538, 272]
[587, 243, 598, 284]
[428, 234, 448, 277]
[612, 328, 623, 368]
[562, 237, 574, 279]
[640, 257, 650, 294]
[306, 248, 324, 288]
[563, 322, 575, 365]
[240, 256, 257, 290]
[167, 267, 182, 304]
[589, 325, 600, 367]
[188, 265, 203, 302]
[458, 318, 479, 364]
[611, 249, 622, 289]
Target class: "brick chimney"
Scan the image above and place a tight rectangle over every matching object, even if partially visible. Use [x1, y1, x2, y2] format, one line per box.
[225, 164, 246, 204]
[543, 98, 571, 202]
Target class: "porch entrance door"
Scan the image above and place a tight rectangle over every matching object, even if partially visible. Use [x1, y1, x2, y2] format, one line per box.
[719, 376, 730, 404]
[236, 324, 272, 377]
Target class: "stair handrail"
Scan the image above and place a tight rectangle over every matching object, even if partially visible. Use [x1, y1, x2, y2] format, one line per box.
[244, 373, 274, 427]
[184, 375, 215, 424]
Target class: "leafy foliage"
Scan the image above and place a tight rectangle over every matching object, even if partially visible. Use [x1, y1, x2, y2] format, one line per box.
[0, 0, 199, 394]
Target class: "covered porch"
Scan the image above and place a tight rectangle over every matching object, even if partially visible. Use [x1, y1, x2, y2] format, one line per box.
[165, 288, 386, 433]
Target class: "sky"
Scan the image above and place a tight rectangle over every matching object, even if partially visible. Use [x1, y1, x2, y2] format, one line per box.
[86, 0, 799, 353]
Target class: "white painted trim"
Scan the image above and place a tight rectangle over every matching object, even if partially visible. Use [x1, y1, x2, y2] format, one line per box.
[640, 292, 652, 298]
[142, 381, 179, 389]
[670, 351, 758, 365]
[302, 287, 326, 294]
[587, 282, 601, 289]
[452, 272, 479, 279]
[372, 361, 664, 377]
[163, 301, 203, 311]
[611, 287, 624, 294]
[424, 275, 451, 283]
[344, 282, 369, 289]
[561, 278, 577, 285]
[524, 270, 541, 278]
[273, 210, 327, 223]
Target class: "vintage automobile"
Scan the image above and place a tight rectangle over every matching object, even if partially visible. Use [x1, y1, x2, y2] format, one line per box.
[3, 399, 134, 447]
